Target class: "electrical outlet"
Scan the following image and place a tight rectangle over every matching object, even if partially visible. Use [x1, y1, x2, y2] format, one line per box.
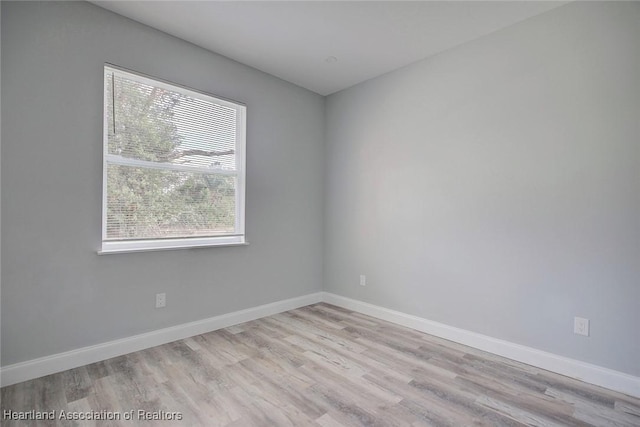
[156, 293, 166, 308]
[359, 274, 366, 287]
[574, 317, 589, 336]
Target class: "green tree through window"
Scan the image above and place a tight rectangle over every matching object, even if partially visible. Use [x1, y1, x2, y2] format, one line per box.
[102, 66, 246, 253]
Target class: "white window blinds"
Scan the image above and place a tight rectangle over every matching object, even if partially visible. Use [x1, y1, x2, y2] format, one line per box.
[101, 65, 246, 253]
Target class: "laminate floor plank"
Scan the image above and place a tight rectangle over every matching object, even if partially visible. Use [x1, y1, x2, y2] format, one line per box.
[2, 303, 638, 426]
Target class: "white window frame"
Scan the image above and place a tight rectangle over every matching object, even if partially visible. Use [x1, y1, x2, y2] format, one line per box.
[100, 65, 247, 254]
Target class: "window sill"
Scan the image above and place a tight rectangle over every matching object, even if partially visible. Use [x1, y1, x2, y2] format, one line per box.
[98, 236, 248, 255]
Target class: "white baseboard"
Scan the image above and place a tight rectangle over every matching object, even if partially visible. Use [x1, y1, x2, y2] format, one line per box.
[322, 292, 640, 399]
[0, 292, 323, 387]
[2, 290, 638, 399]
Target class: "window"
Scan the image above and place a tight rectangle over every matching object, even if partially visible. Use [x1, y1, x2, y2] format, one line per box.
[101, 65, 246, 253]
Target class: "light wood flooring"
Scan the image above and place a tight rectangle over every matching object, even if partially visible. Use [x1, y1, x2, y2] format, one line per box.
[2, 303, 639, 426]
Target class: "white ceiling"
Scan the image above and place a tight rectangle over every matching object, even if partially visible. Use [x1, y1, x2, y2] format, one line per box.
[91, 1, 567, 96]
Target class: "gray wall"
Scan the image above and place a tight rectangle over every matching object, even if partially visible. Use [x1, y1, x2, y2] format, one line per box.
[325, 1, 640, 376]
[0, 2, 3, 368]
[2, 0, 639, 378]
[1, 1, 324, 366]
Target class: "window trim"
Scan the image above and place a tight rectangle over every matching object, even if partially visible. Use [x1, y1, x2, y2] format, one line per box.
[100, 64, 247, 254]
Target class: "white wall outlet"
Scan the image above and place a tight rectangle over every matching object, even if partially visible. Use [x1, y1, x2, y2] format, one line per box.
[156, 293, 166, 308]
[359, 274, 366, 286]
[574, 316, 589, 336]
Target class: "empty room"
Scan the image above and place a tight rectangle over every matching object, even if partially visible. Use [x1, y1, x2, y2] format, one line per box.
[1, 1, 639, 425]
